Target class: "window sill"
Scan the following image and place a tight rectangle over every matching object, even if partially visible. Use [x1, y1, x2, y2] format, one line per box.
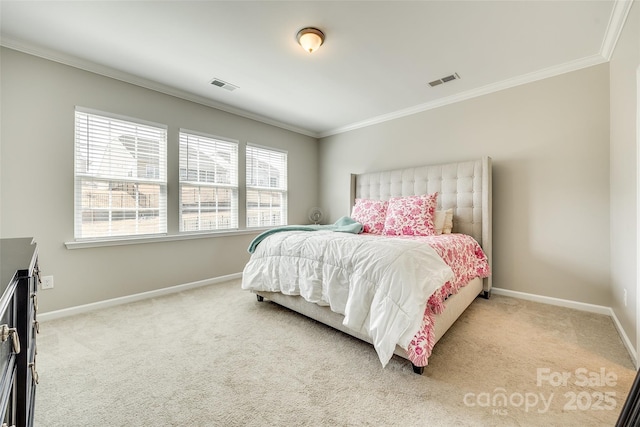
[64, 228, 270, 250]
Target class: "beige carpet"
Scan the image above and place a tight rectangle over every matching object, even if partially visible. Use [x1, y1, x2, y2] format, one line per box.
[34, 279, 636, 426]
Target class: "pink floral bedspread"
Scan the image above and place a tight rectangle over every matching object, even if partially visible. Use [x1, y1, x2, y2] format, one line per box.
[388, 234, 491, 367]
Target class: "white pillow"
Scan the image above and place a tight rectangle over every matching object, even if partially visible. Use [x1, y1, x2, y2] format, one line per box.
[434, 209, 454, 235]
[443, 209, 454, 234]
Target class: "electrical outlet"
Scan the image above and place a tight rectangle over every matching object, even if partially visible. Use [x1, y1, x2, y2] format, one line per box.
[624, 288, 628, 307]
[41, 275, 54, 290]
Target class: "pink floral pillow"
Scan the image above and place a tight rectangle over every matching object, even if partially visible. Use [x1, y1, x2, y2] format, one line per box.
[351, 199, 388, 234]
[382, 193, 438, 236]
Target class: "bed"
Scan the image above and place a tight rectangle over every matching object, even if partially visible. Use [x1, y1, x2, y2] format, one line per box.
[241, 157, 492, 374]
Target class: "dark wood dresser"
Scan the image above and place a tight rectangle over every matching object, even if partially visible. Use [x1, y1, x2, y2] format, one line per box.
[0, 238, 39, 427]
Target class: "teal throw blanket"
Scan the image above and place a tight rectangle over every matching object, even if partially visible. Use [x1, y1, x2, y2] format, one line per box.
[247, 216, 363, 253]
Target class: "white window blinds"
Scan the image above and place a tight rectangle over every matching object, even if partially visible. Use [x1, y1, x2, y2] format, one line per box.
[74, 109, 167, 239]
[246, 144, 288, 227]
[179, 131, 238, 232]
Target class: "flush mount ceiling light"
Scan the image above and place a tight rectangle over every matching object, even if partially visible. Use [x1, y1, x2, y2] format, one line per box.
[296, 27, 325, 53]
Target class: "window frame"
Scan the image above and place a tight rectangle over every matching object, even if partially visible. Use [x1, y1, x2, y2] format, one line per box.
[73, 107, 168, 241]
[67, 109, 294, 249]
[245, 143, 288, 228]
[178, 129, 239, 233]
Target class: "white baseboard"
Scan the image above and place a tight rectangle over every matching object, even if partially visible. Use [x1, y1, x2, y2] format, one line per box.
[492, 287, 638, 368]
[39, 272, 243, 322]
[491, 287, 612, 315]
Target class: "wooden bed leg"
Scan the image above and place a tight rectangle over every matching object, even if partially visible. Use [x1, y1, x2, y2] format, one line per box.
[256, 294, 264, 302]
[482, 290, 491, 299]
[412, 364, 425, 375]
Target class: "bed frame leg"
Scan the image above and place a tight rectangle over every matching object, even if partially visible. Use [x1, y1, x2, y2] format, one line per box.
[256, 294, 264, 302]
[412, 364, 425, 375]
[482, 289, 491, 299]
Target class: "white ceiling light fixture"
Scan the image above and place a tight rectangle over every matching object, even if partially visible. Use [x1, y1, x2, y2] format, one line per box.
[296, 27, 325, 53]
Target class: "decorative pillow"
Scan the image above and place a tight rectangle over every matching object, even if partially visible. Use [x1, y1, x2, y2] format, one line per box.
[351, 199, 388, 234]
[433, 210, 446, 235]
[434, 208, 454, 235]
[382, 193, 438, 236]
[443, 208, 454, 234]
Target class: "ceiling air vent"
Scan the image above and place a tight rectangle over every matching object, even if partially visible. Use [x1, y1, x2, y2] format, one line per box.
[210, 78, 239, 92]
[428, 73, 460, 87]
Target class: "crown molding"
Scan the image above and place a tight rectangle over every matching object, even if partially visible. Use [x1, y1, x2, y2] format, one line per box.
[600, 0, 634, 61]
[319, 0, 632, 138]
[2, 0, 631, 141]
[319, 53, 608, 138]
[0, 37, 320, 138]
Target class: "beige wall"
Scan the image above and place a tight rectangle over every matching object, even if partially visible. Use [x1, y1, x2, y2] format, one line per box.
[319, 64, 612, 307]
[610, 2, 639, 352]
[0, 48, 319, 313]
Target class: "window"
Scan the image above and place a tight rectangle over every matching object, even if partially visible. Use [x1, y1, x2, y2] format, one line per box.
[246, 144, 288, 227]
[74, 109, 167, 239]
[179, 131, 238, 232]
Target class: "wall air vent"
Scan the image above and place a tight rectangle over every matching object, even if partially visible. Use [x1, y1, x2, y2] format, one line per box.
[210, 78, 239, 92]
[428, 73, 460, 87]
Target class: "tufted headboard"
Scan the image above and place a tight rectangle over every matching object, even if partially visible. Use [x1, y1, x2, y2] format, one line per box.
[350, 157, 492, 292]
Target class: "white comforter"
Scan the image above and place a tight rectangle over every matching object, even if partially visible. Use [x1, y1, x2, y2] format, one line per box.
[241, 230, 454, 367]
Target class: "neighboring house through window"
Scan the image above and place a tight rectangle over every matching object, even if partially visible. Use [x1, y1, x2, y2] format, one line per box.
[179, 131, 238, 232]
[246, 144, 288, 227]
[74, 108, 286, 241]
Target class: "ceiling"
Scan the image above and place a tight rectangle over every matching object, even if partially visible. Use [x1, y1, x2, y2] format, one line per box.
[0, 1, 632, 138]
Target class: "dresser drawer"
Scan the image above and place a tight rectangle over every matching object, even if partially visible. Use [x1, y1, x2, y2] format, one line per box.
[0, 310, 16, 391]
[0, 274, 19, 427]
[0, 238, 38, 427]
[27, 278, 38, 361]
[0, 358, 15, 425]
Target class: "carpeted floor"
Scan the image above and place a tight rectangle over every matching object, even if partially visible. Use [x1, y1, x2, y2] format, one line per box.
[34, 279, 636, 426]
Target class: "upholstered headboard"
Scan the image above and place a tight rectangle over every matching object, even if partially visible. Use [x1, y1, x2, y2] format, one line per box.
[350, 157, 492, 292]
